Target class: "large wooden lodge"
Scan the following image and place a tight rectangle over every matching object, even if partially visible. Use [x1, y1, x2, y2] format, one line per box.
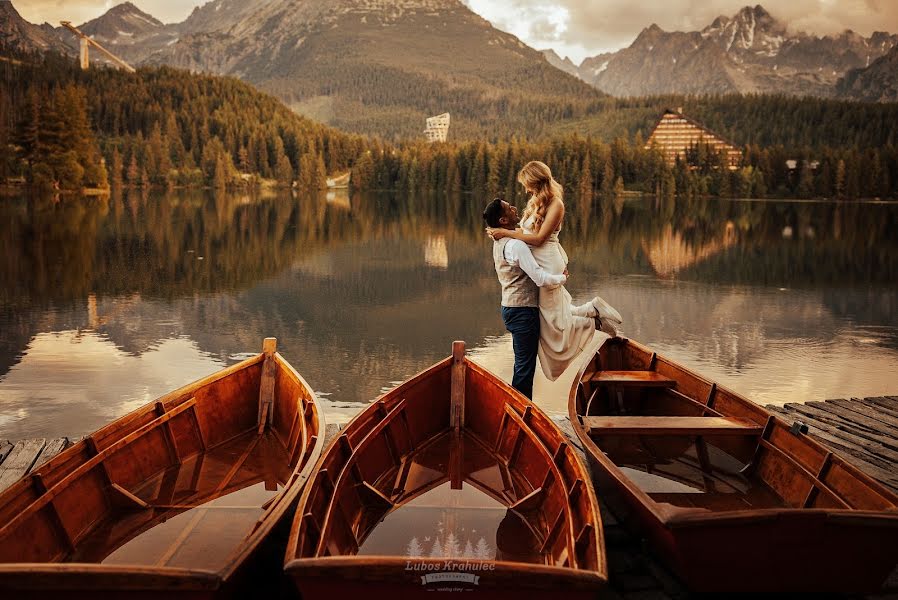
[646, 109, 742, 170]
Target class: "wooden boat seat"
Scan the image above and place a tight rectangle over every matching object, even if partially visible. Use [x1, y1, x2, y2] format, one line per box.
[583, 416, 764, 436]
[590, 371, 677, 388]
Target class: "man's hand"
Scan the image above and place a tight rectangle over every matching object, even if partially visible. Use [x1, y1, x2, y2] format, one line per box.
[485, 227, 509, 241]
[563, 268, 569, 278]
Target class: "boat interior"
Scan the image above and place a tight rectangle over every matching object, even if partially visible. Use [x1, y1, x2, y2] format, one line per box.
[292, 352, 602, 574]
[0, 346, 322, 575]
[573, 338, 897, 515]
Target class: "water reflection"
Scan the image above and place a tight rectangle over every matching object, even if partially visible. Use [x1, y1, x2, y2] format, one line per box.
[1, 190, 896, 439]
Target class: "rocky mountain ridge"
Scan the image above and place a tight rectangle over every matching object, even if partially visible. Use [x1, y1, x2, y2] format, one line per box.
[565, 5, 898, 98]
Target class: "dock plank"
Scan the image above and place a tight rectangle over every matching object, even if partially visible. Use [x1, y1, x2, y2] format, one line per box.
[0, 441, 12, 466]
[872, 396, 898, 411]
[859, 397, 898, 421]
[0, 438, 47, 492]
[33, 438, 70, 470]
[825, 399, 898, 430]
[806, 401, 898, 439]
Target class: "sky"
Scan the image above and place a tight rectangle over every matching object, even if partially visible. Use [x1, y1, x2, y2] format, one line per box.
[13, 0, 898, 64]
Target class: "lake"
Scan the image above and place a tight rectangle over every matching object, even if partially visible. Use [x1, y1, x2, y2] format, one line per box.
[1, 188, 896, 440]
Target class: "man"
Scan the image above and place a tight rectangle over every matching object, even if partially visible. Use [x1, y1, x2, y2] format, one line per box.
[483, 198, 620, 399]
[483, 198, 557, 399]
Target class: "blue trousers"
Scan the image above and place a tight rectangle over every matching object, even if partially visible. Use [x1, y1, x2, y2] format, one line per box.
[501, 306, 540, 400]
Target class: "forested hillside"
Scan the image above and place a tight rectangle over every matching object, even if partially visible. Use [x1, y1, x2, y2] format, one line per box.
[566, 95, 898, 149]
[2, 50, 897, 200]
[354, 136, 898, 202]
[0, 50, 367, 190]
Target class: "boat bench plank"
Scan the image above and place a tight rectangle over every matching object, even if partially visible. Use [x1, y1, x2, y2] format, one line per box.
[584, 416, 764, 436]
[590, 371, 677, 388]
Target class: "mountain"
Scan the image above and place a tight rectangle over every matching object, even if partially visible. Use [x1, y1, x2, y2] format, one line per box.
[178, 0, 277, 35]
[541, 49, 580, 78]
[138, 0, 603, 139]
[838, 45, 898, 102]
[55, 2, 178, 64]
[3, 0, 601, 140]
[0, 0, 68, 54]
[574, 5, 898, 98]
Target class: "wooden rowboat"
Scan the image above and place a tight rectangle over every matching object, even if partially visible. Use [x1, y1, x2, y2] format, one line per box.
[569, 336, 898, 593]
[0, 338, 324, 599]
[285, 342, 607, 599]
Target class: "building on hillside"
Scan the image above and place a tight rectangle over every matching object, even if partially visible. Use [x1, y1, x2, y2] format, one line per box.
[425, 113, 451, 143]
[645, 108, 742, 170]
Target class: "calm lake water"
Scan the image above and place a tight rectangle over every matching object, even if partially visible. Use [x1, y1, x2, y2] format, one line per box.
[1, 188, 896, 440]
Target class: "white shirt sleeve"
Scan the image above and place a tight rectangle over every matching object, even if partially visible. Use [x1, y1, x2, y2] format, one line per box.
[503, 239, 567, 287]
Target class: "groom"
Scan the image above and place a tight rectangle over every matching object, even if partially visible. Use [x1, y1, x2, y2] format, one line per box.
[482, 198, 567, 399]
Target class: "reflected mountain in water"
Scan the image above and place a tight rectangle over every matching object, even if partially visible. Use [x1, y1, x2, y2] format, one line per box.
[1, 190, 897, 438]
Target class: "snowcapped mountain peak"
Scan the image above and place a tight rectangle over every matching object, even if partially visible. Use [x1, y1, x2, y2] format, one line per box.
[701, 4, 785, 55]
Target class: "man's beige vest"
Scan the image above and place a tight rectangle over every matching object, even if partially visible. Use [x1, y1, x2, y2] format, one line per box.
[493, 239, 538, 308]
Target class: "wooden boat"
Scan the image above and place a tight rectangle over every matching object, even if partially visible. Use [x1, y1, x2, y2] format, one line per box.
[285, 342, 607, 599]
[569, 336, 898, 593]
[0, 338, 325, 599]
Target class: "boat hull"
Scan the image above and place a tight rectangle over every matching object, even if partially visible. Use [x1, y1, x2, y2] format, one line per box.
[570, 336, 898, 593]
[286, 342, 607, 598]
[0, 340, 324, 599]
[584, 432, 898, 592]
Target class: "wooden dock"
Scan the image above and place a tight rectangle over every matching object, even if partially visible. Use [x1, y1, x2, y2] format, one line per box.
[765, 396, 898, 494]
[0, 437, 76, 493]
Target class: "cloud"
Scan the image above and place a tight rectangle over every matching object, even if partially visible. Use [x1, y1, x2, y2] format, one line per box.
[14, 0, 201, 26]
[462, 0, 898, 62]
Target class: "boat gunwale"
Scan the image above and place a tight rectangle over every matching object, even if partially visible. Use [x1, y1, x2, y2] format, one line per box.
[567, 337, 898, 530]
[0, 563, 221, 590]
[284, 555, 606, 589]
[0, 348, 325, 590]
[286, 352, 608, 583]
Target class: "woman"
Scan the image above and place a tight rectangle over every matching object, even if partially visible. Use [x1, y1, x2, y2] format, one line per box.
[487, 161, 620, 381]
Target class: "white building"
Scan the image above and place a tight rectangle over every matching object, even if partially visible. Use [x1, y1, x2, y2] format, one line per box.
[424, 113, 451, 143]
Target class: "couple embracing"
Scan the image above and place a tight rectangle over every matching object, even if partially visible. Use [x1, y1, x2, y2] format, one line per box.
[483, 161, 621, 400]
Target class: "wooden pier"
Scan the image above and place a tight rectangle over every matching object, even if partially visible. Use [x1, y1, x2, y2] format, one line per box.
[0, 437, 76, 492]
[765, 396, 898, 495]
[0, 401, 895, 597]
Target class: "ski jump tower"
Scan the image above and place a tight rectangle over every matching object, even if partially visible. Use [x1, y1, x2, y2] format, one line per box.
[60, 21, 136, 74]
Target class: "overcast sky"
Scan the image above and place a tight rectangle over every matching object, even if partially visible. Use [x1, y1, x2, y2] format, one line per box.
[14, 0, 898, 63]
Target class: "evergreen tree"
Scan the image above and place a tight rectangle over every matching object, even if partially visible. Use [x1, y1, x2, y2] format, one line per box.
[835, 159, 847, 199]
[276, 152, 294, 187]
[429, 537, 444, 558]
[110, 147, 124, 188]
[443, 533, 461, 559]
[406, 537, 424, 558]
[127, 153, 140, 187]
[474, 537, 491, 560]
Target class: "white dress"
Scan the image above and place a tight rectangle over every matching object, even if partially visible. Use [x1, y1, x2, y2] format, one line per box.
[522, 216, 596, 381]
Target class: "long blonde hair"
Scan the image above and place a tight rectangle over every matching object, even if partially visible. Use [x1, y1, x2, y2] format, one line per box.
[518, 161, 563, 231]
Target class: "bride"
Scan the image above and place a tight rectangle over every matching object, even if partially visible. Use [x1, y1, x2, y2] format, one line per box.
[487, 161, 621, 381]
